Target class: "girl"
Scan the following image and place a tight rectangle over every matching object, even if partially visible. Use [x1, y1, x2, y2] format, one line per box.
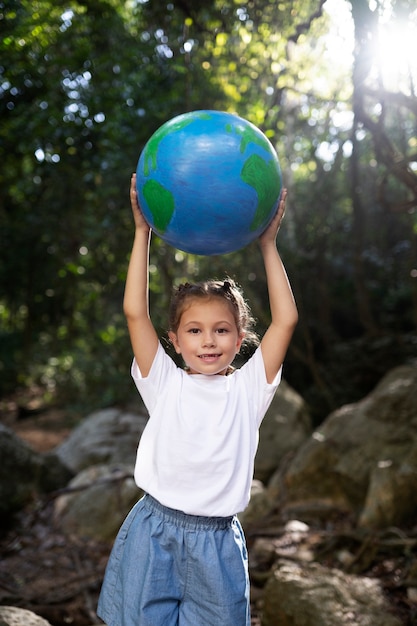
[97, 174, 298, 626]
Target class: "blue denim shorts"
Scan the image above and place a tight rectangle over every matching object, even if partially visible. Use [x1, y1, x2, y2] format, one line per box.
[97, 494, 250, 626]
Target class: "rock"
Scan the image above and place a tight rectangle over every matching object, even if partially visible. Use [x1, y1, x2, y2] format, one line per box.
[0, 606, 52, 626]
[282, 364, 417, 527]
[262, 559, 403, 626]
[241, 381, 311, 529]
[39, 451, 75, 492]
[54, 408, 147, 473]
[255, 380, 312, 484]
[54, 463, 142, 541]
[250, 537, 279, 572]
[239, 479, 275, 528]
[0, 424, 72, 521]
[359, 438, 417, 527]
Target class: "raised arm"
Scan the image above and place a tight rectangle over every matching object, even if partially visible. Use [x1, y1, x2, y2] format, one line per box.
[258, 189, 298, 383]
[123, 174, 159, 377]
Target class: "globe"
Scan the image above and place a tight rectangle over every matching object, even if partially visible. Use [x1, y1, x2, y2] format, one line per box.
[136, 110, 282, 256]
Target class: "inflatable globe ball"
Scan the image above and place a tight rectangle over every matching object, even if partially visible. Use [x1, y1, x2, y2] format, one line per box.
[136, 110, 282, 256]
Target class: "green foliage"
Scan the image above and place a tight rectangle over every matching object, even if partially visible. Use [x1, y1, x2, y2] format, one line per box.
[1, 0, 416, 417]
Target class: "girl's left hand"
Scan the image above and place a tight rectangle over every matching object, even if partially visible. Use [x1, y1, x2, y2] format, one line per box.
[130, 173, 151, 233]
[259, 188, 287, 246]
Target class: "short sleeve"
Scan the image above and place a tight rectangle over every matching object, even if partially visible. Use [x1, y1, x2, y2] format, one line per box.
[131, 343, 178, 413]
[237, 346, 282, 426]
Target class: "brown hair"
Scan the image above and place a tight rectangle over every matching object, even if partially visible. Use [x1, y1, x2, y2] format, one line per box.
[168, 277, 259, 347]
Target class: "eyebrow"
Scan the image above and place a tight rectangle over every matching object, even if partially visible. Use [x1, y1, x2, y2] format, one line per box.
[182, 320, 234, 327]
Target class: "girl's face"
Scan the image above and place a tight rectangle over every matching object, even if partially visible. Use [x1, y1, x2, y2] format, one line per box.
[168, 297, 244, 376]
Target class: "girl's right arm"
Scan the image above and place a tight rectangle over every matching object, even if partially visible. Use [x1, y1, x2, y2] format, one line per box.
[123, 174, 159, 377]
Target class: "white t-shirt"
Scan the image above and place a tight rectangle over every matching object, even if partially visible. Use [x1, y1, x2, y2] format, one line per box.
[131, 343, 281, 517]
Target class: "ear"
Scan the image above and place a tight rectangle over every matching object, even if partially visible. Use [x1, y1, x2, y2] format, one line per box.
[235, 332, 245, 353]
[168, 330, 181, 354]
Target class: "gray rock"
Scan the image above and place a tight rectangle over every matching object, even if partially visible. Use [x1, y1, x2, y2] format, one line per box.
[282, 364, 417, 527]
[0, 606, 52, 626]
[0, 424, 72, 519]
[54, 407, 148, 473]
[255, 379, 312, 484]
[262, 559, 403, 626]
[359, 437, 417, 527]
[54, 463, 142, 541]
[239, 480, 274, 528]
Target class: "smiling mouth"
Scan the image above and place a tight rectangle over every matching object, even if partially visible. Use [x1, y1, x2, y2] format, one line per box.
[198, 353, 221, 360]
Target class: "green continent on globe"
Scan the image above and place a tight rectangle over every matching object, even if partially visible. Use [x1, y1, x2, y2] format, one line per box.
[142, 112, 212, 177]
[225, 122, 269, 155]
[241, 154, 281, 231]
[142, 179, 175, 233]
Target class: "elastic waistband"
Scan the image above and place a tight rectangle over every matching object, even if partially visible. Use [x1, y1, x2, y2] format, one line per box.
[143, 494, 234, 530]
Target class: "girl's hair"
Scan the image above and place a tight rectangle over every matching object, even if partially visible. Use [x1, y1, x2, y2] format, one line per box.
[168, 277, 259, 347]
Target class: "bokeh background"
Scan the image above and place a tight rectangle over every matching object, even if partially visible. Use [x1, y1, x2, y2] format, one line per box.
[1, 0, 416, 422]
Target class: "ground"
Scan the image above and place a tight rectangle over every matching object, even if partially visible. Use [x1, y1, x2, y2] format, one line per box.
[0, 403, 416, 625]
[0, 405, 108, 625]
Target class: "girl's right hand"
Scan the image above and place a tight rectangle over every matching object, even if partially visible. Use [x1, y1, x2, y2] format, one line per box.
[259, 188, 287, 248]
[130, 173, 151, 233]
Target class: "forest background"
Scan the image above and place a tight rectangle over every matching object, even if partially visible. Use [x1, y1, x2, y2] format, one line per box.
[1, 0, 417, 425]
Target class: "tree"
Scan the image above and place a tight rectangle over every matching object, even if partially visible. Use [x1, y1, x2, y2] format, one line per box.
[1, 0, 416, 417]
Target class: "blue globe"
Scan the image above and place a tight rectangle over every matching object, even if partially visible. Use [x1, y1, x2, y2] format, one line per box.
[136, 110, 282, 256]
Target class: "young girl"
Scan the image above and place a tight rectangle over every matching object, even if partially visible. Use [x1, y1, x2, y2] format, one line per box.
[97, 174, 298, 626]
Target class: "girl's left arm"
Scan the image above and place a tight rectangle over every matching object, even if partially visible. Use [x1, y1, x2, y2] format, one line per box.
[259, 189, 298, 383]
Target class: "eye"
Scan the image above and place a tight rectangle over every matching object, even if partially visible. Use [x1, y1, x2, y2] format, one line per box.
[188, 328, 201, 334]
[216, 328, 229, 334]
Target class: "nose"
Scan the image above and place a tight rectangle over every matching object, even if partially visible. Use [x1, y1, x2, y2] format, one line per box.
[202, 331, 215, 347]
